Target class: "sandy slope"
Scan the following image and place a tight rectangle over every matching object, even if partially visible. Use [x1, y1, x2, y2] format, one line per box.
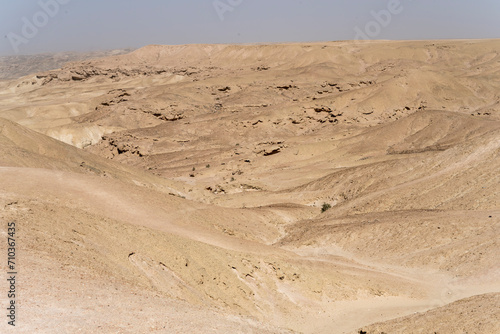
[358, 293, 500, 334]
[0, 40, 499, 333]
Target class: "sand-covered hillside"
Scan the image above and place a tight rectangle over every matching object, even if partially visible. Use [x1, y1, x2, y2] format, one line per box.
[0, 39, 499, 333]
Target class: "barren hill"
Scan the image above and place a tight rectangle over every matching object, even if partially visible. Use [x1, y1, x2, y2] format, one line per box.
[0, 40, 499, 333]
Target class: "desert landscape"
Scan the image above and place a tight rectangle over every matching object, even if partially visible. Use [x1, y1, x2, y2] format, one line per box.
[0, 39, 499, 333]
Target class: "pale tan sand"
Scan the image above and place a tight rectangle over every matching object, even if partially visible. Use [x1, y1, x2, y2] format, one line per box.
[0, 39, 499, 333]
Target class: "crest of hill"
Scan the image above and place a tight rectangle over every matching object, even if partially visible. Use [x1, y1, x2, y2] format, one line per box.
[75, 39, 500, 71]
[23, 39, 499, 122]
[358, 293, 500, 334]
[0, 117, 186, 195]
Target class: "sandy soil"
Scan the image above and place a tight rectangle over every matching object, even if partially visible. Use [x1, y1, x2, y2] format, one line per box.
[0, 39, 499, 333]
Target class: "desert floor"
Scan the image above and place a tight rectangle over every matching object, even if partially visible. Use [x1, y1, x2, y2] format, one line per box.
[0, 39, 499, 333]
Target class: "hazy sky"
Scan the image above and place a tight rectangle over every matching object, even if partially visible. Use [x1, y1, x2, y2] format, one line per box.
[1, 0, 499, 56]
